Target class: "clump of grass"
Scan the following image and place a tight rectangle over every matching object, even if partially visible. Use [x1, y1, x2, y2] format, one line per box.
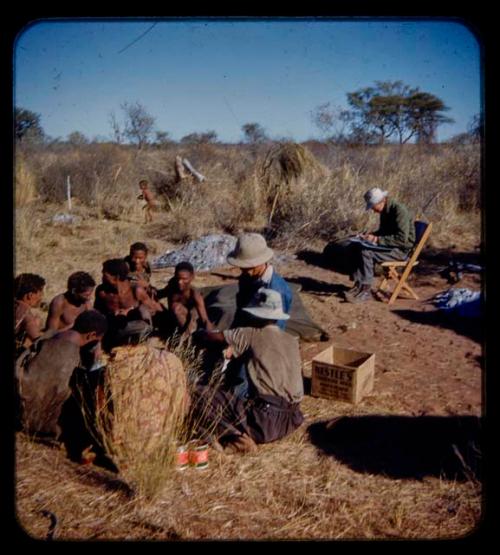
[86, 336, 225, 501]
[260, 142, 329, 225]
[93, 343, 188, 500]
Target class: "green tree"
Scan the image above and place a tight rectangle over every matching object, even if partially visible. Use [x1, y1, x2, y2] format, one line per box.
[405, 91, 454, 144]
[242, 122, 267, 144]
[180, 131, 218, 145]
[155, 130, 172, 146]
[345, 81, 452, 144]
[15, 107, 45, 143]
[67, 131, 89, 145]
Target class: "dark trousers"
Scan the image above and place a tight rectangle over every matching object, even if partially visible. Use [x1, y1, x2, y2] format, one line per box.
[352, 247, 407, 286]
[191, 384, 304, 445]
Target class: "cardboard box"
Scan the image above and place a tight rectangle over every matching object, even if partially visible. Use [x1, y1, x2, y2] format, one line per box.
[311, 345, 375, 404]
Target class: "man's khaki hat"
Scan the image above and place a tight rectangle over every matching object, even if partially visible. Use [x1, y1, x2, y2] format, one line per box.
[242, 287, 289, 321]
[227, 233, 273, 268]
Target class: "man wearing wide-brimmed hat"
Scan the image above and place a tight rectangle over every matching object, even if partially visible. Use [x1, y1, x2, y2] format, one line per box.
[345, 187, 415, 303]
[227, 232, 292, 329]
[192, 287, 304, 453]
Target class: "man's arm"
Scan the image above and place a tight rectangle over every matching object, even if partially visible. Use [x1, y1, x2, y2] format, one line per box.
[24, 311, 43, 342]
[45, 295, 64, 331]
[193, 289, 214, 330]
[134, 285, 164, 314]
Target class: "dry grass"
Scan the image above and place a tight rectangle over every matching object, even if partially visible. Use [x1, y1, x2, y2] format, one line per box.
[16, 408, 481, 540]
[15, 141, 481, 250]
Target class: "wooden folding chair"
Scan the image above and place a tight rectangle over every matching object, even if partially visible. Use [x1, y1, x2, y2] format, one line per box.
[377, 220, 433, 305]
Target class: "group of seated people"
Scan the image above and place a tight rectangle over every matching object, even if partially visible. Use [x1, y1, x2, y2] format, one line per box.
[14, 234, 303, 457]
[14, 186, 416, 460]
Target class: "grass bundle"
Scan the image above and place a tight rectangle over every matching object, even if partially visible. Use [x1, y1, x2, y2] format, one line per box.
[94, 343, 188, 499]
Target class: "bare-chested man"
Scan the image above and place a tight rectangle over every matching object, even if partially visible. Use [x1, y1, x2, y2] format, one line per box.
[45, 271, 96, 332]
[16, 310, 108, 441]
[15, 273, 46, 355]
[94, 259, 163, 349]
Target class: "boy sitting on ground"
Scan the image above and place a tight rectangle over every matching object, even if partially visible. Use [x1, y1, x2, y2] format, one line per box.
[192, 288, 304, 453]
[157, 261, 214, 337]
[45, 271, 96, 332]
[15, 273, 46, 356]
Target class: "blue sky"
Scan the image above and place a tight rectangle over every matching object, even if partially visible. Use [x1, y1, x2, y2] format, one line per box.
[14, 18, 482, 143]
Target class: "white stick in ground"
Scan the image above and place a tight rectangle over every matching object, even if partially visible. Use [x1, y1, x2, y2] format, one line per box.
[66, 175, 72, 211]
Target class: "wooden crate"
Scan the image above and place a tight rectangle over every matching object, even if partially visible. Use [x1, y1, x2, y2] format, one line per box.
[311, 345, 375, 404]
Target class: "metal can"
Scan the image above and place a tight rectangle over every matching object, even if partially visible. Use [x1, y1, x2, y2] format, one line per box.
[175, 443, 189, 470]
[188, 442, 209, 469]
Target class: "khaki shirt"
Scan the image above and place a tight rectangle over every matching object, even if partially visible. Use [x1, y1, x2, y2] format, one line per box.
[223, 325, 303, 403]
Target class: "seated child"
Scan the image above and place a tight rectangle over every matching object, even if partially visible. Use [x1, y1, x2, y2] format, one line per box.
[124, 241, 157, 297]
[14, 273, 46, 356]
[157, 261, 214, 336]
[45, 271, 96, 332]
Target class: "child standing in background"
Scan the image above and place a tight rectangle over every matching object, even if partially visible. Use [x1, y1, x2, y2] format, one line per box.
[137, 180, 158, 223]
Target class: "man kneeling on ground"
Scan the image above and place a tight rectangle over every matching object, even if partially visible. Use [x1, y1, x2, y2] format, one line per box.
[192, 288, 304, 453]
[16, 310, 108, 441]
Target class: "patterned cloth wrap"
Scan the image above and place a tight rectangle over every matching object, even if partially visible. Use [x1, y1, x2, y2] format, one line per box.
[102, 344, 187, 462]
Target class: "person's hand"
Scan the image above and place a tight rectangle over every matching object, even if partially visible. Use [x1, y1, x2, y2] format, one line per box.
[363, 234, 378, 244]
[116, 306, 132, 316]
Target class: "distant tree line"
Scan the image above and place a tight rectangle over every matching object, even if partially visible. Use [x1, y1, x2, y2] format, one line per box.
[15, 80, 480, 149]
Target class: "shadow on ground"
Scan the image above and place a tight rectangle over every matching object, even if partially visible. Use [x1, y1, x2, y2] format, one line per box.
[287, 276, 350, 297]
[296, 249, 352, 275]
[307, 415, 481, 481]
[74, 467, 134, 498]
[393, 308, 483, 343]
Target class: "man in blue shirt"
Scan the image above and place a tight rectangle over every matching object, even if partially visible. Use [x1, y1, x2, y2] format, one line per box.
[227, 233, 292, 330]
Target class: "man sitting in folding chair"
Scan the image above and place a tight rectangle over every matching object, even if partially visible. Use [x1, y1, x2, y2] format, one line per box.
[344, 187, 415, 304]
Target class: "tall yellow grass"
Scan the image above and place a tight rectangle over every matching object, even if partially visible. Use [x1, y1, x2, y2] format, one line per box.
[15, 141, 481, 249]
[15, 158, 38, 206]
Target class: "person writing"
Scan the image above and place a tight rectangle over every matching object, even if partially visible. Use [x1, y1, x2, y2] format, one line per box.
[345, 187, 415, 303]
